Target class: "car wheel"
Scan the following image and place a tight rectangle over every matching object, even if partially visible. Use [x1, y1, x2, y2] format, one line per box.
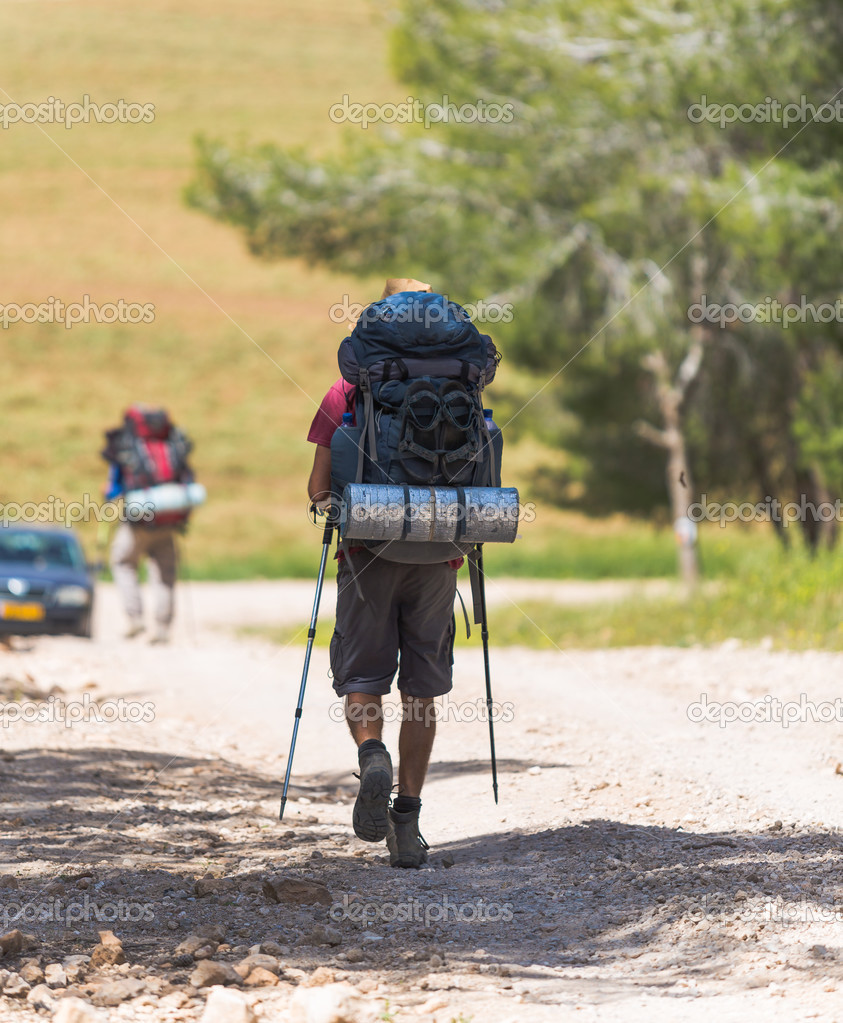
[75, 611, 93, 640]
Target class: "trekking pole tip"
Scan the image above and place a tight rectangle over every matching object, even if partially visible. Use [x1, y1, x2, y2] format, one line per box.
[279, 797, 287, 821]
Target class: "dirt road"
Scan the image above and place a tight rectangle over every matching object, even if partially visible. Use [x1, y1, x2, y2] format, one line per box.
[0, 580, 841, 1022]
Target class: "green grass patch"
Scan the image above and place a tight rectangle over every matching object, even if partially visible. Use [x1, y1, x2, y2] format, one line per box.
[240, 623, 318, 646]
[483, 544, 843, 650]
[193, 520, 769, 581]
[242, 540, 843, 651]
[481, 520, 762, 580]
[190, 546, 330, 581]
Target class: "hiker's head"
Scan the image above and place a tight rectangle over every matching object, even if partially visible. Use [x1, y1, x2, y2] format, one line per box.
[380, 278, 432, 300]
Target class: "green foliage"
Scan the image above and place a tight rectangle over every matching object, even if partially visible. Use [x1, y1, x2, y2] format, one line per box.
[247, 532, 843, 652]
[188, 0, 843, 536]
[378, 1001, 398, 1023]
[793, 347, 843, 496]
[479, 541, 843, 651]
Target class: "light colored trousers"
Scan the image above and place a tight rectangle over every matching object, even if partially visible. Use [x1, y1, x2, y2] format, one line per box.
[110, 523, 178, 625]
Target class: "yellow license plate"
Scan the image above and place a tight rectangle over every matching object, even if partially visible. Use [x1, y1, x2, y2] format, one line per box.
[1, 602, 45, 621]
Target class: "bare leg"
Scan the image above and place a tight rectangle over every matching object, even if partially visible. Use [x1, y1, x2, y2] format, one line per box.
[346, 693, 383, 746]
[398, 695, 436, 798]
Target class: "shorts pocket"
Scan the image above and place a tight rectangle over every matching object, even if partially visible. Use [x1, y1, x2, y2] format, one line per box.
[329, 629, 345, 683]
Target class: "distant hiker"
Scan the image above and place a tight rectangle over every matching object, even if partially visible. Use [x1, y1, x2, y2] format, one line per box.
[307, 277, 502, 867]
[102, 405, 203, 644]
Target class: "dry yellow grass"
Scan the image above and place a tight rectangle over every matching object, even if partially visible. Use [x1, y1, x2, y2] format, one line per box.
[0, 0, 698, 577]
[0, 0, 405, 570]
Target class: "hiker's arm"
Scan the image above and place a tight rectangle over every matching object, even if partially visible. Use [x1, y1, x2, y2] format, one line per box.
[307, 444, 333, 507]
[104, 463, 123, 499]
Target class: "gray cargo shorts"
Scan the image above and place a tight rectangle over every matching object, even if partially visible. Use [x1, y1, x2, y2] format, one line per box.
[329, 549, 458, 699]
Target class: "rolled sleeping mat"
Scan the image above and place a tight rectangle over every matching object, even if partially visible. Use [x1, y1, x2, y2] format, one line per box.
[340, 484, 519, 545]
[123, 482, 207, 517]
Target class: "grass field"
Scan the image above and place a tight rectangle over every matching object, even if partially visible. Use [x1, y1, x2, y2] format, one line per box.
[0, 0, 398, 573]
[248, 537, 843, 651]
[1, 0, 775, 581]
[480, 540, 843, 650]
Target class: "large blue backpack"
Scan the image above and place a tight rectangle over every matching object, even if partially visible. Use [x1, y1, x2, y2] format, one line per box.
[331, 291, 503, 563]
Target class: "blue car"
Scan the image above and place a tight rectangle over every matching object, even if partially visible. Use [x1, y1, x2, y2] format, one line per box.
[0, 526, 96, 638]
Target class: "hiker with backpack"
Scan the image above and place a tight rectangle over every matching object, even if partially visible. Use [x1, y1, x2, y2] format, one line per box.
[102, 405, 203, 644]
[306, 278, 505, 867]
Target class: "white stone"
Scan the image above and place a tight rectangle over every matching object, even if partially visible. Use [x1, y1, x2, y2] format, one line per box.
[290, 981, 373, 1023]
[53, 998, 107, 1023]
[200, 986, 257, 1023]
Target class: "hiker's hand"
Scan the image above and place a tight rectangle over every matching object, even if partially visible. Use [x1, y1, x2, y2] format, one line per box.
[309, 497, 333, 517]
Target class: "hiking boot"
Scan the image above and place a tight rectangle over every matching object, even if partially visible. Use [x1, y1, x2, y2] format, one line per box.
[352, 744, 393, 842]
[124, 619, 144, 640]
[386, 806, 429, 868]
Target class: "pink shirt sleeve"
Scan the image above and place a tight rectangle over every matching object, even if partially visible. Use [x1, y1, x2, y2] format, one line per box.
[308, 382, 462, 569]
[307, 379, 356, 447]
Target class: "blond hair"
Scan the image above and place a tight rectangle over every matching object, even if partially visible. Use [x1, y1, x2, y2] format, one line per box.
[380, 277, 432, 299]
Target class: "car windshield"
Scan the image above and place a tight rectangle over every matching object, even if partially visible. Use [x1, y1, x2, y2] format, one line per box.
[0, 530, 85, 571]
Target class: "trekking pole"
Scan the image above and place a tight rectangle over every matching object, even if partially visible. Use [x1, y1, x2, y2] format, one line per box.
[280, 510, 335, 820]
[175, 537, 197, 646]
[469, 543, 499, 804]
[95, 519, 114, 575]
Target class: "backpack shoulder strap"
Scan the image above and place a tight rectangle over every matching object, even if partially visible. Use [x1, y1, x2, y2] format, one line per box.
[342, 381, 356, 414]
[102, 427, 127, 464]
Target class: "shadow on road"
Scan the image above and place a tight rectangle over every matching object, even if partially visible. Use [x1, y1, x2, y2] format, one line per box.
[1, 746, 841, 1003]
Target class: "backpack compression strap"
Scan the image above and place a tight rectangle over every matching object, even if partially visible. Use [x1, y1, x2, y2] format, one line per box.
[467, 546, 484, 626]
[354, 367, 381, 485]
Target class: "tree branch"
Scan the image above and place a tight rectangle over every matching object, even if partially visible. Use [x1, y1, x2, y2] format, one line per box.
[634, 420, 670, 448]
[676, 336, 705, 397]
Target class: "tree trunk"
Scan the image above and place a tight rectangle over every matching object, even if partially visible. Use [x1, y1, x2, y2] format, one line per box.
[798, 464, 836, 553]
[663, 405, 700, 588]
[635, 342, 703, 589]
[749, 439, 790, 548]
